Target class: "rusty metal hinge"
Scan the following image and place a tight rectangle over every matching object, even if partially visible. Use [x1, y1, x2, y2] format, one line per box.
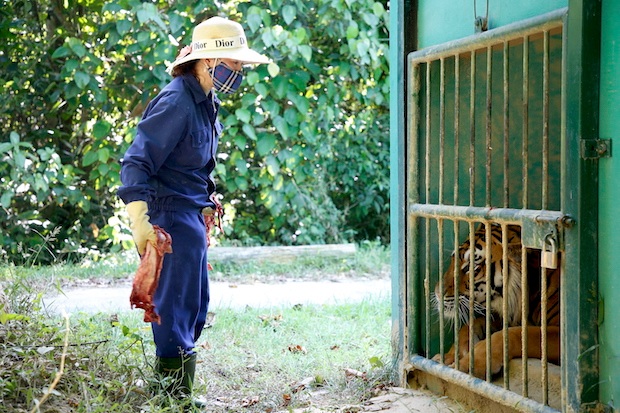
[581, 139, 612, 159]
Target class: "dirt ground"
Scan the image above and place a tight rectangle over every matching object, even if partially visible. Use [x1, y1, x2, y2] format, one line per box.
[359, 387, 467, 412]
[275, 386, 467, 413]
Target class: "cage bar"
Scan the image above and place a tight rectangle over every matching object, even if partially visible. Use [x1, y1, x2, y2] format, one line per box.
[542, 30, 550, 211]
[522, 36, 530, 210]
[424, 62, 432, 357]
[503, 41, 510, 208]
[485, 223, 493, 381]
[541, 266, 549, 404]
[522, 236, 530, 397]
[501, 224, 510, 389]
[469, 50, 476, 207]
[468, 221, 476, 375]
[486, 46, 492, 207]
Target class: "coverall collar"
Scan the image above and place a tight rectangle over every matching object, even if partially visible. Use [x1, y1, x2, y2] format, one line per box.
[182, 73, 220, 106]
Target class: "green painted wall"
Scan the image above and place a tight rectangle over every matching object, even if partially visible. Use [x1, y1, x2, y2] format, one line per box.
[417, 0, 567, 48]
[598, 0, 620, 408]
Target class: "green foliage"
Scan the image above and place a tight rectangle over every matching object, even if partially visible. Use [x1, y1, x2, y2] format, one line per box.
[0, 268, 154, 412]
[0, 0, 389, 263]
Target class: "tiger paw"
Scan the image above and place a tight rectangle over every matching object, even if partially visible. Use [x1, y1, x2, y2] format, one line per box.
[432, 353, 455, 366]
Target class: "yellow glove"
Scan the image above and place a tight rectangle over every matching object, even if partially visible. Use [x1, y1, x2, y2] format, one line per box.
[126, 201, 157, 255]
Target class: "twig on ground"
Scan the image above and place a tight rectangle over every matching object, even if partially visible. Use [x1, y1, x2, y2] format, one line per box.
[30, 311, 70, 413]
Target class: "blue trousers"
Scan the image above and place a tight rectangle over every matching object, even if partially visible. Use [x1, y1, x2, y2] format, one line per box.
[148, 209, 210, 358]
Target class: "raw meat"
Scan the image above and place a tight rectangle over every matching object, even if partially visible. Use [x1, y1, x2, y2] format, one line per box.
[203, 194, 224, 271]
[129, 225, 172, 324]
[203, 193, 224, 248]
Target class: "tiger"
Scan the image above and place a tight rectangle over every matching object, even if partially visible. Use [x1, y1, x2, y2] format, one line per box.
[432, 223, 561, 379]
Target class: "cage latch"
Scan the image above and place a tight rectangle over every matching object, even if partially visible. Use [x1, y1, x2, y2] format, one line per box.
[580, 139, 612, 159]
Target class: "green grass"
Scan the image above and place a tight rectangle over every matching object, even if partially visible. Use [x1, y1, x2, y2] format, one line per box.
[0, 242, 394, 412]
[198, 299, 392, 412]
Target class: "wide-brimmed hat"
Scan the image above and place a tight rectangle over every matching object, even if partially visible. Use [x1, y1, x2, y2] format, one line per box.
[167, 16, 270, 73]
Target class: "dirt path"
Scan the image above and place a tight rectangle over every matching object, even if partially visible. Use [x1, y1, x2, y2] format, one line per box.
[43, 279, 391, 314]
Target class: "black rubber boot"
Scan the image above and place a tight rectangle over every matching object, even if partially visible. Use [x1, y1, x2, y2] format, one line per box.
[154, 354, 205, 411]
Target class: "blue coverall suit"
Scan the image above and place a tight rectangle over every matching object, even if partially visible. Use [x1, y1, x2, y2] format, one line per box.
[118, 74, 221, 358]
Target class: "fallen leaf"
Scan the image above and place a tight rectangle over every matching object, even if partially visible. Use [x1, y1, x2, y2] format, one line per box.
[291, 376, 315, 392]
[241, 395, 259, 407]
[287, 344, 307, 354]
[344, 368, 367, 381]
[258, 314, 282, 322]
[282, 393, 291, 406]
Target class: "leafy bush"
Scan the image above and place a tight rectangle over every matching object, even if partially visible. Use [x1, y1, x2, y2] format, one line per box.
[0, 0, 389, 264]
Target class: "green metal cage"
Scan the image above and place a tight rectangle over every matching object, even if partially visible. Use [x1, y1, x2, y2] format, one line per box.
[391, 2, 603, 412]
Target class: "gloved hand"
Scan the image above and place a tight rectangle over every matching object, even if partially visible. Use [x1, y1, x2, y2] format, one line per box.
[126, 201, 157, 255]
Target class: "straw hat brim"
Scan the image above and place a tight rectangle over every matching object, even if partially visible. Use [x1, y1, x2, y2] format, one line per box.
[168, 47, 270, 72]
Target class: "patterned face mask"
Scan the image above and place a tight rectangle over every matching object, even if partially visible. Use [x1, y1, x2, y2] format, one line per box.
[208, 62, 243, 94]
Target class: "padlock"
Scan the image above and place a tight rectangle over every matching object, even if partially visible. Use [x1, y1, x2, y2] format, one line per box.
[542, 234, 558, 269]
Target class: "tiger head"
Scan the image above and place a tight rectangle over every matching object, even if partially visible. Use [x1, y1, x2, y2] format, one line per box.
[434, 224, 524, 327]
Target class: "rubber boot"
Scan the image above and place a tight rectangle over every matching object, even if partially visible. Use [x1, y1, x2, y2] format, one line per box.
[155, 354, 205, 411]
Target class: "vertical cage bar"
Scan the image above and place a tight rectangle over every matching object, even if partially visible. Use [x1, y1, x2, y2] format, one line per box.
[408, 61, 421, 357]
[503, 41, 510, 208]
[521, 35, 531, 397]
[453, 56, 461, 370]
[502, 224, 510, 390]
[438, 58, 446, 359]
[454, 55, 461, 207]
[437, 218, 445, 359]
[469, 51, 476, 207]
[424, 216, 431, 356]
[521, 234, 529, 397]
[439, 58, 446, 206]
[485, 46, 492, 207]
[542, 30, 550, 210]
[424, 63, 432, 356]
[485, 223, 493, 381]
[468, 50, 477, 376]
[541, 267, 549, 405]
[522, 36, 530, 209]
[468, 221, 476, 375]
[541, 31, 550, 404]
[452, 222, 461, 371]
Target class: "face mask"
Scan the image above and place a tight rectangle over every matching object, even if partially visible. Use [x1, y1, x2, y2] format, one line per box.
[207, 62, 243, 94]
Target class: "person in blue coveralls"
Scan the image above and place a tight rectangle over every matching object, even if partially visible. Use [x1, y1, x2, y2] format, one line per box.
[118, 16, 270, 409]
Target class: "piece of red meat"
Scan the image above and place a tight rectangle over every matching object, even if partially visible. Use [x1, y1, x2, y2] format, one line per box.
[129, 225, 172, 324]
[203, 193, 224, 271]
